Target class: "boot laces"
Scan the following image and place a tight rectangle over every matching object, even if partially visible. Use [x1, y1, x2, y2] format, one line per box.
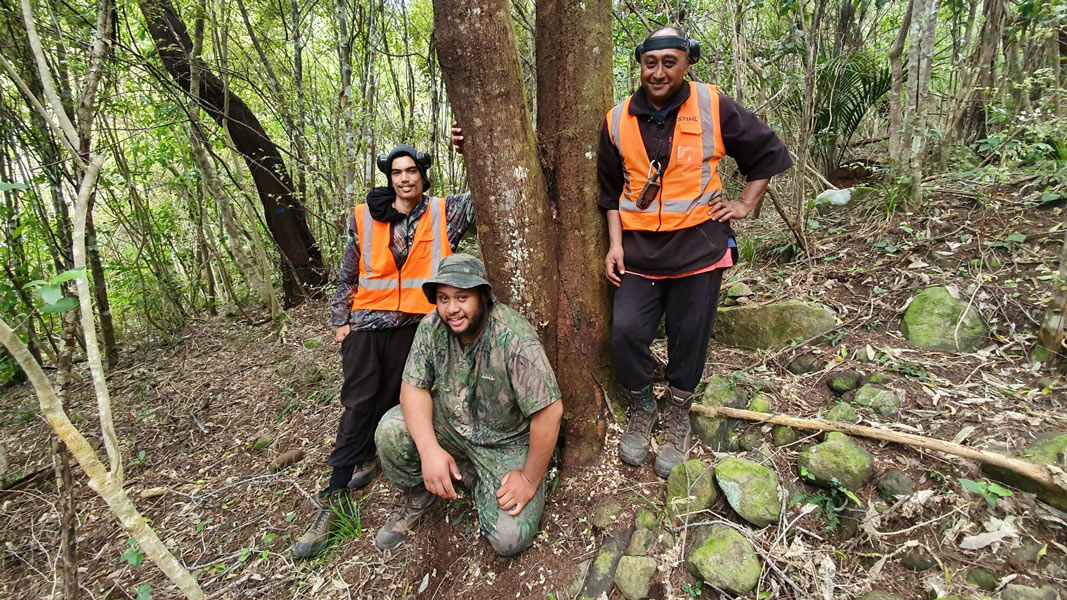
[626, 406, 656, 435]
[663, 401, 690, 449]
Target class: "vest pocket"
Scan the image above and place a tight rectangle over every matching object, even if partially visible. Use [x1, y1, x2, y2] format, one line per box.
[676, 145, 701, 166]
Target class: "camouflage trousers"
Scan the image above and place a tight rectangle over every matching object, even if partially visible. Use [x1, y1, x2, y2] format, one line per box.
[374, 405, 545, 556]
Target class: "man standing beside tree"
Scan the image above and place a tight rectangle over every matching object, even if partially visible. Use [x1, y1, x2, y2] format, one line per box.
[294, 145, 474, 559]
[601, 27, 792, 477]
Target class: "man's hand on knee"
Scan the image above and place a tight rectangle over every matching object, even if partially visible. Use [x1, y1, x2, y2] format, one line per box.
[421, 445, 461, 500]
[496, 470, 537, 516]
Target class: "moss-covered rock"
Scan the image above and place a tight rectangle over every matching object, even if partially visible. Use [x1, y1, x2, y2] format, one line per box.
[634, 509, 659, 532]
[797, 432, 874, 490]
[684, 525, 761, 596]
[690, 376, 747, 451]
[787, 352, 823, 375]
[852, 384, 901, 418]
[714, 457, 781, 527]
[966, 566, 999, 591]
[901, 286, 987, 351]
[1001, 584, 1061, 600]
[771, 425, 797, 446]
[877, 470, 914, 500]
[825, 402, 859, 423]
[715, 300, 836, 349]
[625, 528, 656, 556]
[747, 394, 772, 413]
[828, 370, 864, 394]
[666, 460, 717, 522]
[614, 556, 657, 600]
[981, 432, 1067, 511]
[738, 432, 763, 451]
[592, 502, 623, 530]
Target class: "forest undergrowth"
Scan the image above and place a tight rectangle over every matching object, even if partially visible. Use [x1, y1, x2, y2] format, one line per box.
[2, 171, 1065, 599]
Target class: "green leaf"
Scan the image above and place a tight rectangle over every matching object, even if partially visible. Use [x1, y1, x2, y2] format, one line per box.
[40, 298, 78, 313]
[120, 540, 144, 567]
[840, 488, 862, 506]
[39, 285, 62, 305]
[134, 583, 151, 600]
[285, 512, 297, 523]
[957, 478, 984, 495]
[52, 268, 86, 284]
[0, 181, 28, 192]
[1006, 233, 1026, 244]
[986, 482, 1013, 498]
[263, 532, 277, 544]
[21, 279, 48, 289]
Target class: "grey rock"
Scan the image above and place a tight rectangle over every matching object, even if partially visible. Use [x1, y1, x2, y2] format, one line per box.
[592, 502, 623, 530]
[787, 353, 823, 375]
[715, 300, 836, 349]
[666, 460, 717, 522]
[771, 425, 797, 446]
[828, 370, 864, 394]
[825, 402, 859, 423]
[1010, 538, 1047, 563]
[614, 556, 657, 600]
[901, 286, 987, 351]
[739, 432, 763, 451]
[877, 470, 914, 500]
[853, 384, 901, 418]
[899, 548, 937, 571]
[1001, 584, 1060, 600]
[579, 529, 632, 600]
[684, 525, 761, 596]
[797, 432, 875, 490]
[626, 528, 656, 556]
[726, 282, 754, 298]
[634, 509, 659, 532]
[690, 376, 747, 451]
[965, 566, 999, 591]
[714, 457, 781, 528]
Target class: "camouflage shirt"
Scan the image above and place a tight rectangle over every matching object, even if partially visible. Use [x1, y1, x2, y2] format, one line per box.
[402, 302, 561, 447]
[328, 192, 476, 329]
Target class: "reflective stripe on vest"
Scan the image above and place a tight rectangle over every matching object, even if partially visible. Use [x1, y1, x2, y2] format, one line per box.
[350, 196, 452, 313]
[607, 82, 725, 232]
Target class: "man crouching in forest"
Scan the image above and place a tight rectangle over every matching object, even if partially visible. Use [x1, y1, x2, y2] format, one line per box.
[293, 146, 474, 559]
[373, 254, 563, 556]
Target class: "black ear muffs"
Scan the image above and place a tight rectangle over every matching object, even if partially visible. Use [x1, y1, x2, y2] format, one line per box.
[634, 30, 701, 64]
[376, 144, 433, 176]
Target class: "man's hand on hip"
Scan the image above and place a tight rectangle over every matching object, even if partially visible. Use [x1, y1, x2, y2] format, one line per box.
[496, 470, 537, 517]
[334, 325, 350, 343]
[708, 197, 754, 222]
[421, 445, 461, 500]
[604, 245, 625, 287]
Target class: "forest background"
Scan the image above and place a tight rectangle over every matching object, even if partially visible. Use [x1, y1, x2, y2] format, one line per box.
[1, 0, 1066, 597]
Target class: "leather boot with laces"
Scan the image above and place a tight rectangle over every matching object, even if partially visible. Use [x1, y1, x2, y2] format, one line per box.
[374, 485, 440, 551]
[619, 385, 658, 466]
[653, 388, 694, 478]
[292, 489, 347, 559]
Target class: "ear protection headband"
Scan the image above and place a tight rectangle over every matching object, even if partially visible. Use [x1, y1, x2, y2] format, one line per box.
[634, 29, 701, 64]
[376, 144, 433, 175]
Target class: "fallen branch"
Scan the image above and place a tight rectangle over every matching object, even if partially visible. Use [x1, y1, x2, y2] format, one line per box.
[690, 405, 1067, 505]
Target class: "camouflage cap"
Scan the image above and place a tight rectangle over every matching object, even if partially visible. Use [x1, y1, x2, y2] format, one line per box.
[422, 253, 494, 303]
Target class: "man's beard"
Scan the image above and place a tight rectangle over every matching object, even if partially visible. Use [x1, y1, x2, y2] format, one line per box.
[449, 301, 488, 341]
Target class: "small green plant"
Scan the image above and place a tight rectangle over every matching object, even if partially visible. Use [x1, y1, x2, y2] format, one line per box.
[873, 239, 898, 254]
[681, 581, 702, 597]
[134, 583, 151, 600]
[738, 237, 757, 263]
[330, 494, 371, 542]
[120, 539, 144, 567]
[130, 450, 148, 467]
[957, 478, 1013, 507]
[985, 233, 1026, 251]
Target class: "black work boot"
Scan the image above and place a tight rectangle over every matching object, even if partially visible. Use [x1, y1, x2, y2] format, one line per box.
[292, 489, 347, 559]
[374, 485, 440, 551]
[346, 457, 380, 491]
[619, 385, 658, 466]
[653, 388, 694, 478]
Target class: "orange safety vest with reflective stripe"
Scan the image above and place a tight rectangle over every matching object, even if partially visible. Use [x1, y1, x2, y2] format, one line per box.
[350, 197, 452, 314]
[606, 81, 726, 232]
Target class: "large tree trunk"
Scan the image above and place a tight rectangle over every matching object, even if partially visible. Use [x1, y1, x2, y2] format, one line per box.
[535, 0, 613, 465]
[139, 0, 326, 305]
[432, 0, 558, 338]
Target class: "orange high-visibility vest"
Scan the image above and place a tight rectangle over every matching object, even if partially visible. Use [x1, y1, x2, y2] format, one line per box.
[606, 81, 726, 232]
[350, 197, 452, 314]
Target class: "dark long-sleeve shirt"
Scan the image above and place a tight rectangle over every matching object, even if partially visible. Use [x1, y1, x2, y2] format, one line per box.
[598, 83, 792, 276]
[329, 192, 475, 329]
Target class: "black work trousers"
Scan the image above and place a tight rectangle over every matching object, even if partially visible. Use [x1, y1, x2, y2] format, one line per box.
[611, 269, 724, 393]
[327, 324, 419, 469]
